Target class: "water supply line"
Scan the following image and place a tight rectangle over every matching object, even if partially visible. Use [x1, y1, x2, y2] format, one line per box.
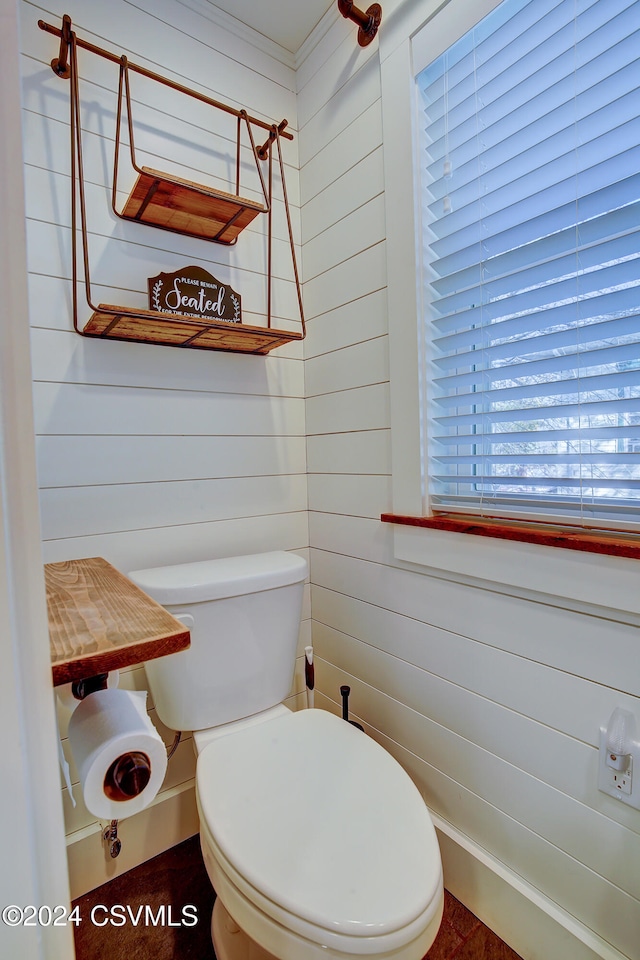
[166, 730, 181, 760]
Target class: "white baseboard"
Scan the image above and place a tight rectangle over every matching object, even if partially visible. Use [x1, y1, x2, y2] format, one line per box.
[66, 780, 199, 901]
[433, 814, 627, 960]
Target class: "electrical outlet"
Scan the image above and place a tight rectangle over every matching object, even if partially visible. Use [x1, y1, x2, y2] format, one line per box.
[602, 759, 632, 796]
[598, 725, 640, 809]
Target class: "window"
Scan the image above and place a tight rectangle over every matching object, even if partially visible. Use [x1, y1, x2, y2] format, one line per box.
[380, 0, 640, 608]
[416, 0, 640, 532]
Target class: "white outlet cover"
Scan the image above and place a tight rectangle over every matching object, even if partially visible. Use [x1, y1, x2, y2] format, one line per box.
[598, 725, 640, 810]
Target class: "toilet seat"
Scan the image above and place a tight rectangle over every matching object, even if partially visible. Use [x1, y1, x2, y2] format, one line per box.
[200, 814, 441, 959]
[196, 709, 442, 955]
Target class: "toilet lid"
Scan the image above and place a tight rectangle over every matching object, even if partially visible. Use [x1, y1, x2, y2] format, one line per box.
[196, 709, 441, 938]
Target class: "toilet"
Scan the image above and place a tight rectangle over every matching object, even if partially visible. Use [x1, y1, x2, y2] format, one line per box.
[129, 551, 444, 960]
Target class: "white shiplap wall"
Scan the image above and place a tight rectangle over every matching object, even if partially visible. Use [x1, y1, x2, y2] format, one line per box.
[21, 0, 309, 898]
[18, 0, 640, 953]
[298, 9, 640, 960]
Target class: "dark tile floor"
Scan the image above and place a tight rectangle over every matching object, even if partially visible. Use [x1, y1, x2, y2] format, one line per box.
[73, 837, 215, 960]
[73, 836, 523, 960]
[426, 891, 523, 959]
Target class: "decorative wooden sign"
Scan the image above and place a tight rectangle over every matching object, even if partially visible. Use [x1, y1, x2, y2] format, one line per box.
[148, 265, 241, 324]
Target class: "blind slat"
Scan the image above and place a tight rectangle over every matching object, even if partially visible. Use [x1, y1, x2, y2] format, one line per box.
[436, 453, 640, 466]
[433, 395, 640, 429]
[434, 346, 640, 394]
[433, 368, 640, 409]
[431, 202, 639, 298]
[429, 173, 640, 277]
[433, 424, 640, 447]
[434, 314, 640, 372]
[433, 474, 640, 491]
[432, 285, 640, 345]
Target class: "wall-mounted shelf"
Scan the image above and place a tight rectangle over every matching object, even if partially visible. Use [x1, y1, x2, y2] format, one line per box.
[46, 558, 191, 686]
[83, 304, 303, 355]
[38, 15, 305, 355]
[121, 167, 267, 245]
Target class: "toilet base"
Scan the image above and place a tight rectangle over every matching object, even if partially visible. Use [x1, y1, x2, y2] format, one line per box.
[212, 898, 279, 960]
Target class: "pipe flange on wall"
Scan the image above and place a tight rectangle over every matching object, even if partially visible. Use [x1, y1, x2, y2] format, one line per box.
[337, 0, 382, 47]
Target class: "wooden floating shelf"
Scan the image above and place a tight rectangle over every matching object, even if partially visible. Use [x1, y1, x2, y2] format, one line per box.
[45, 557, 191, 686]
[83, 303, 303, 354]
[120, 166, 267, 244]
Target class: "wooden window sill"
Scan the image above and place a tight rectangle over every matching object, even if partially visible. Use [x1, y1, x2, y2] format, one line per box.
[380, 513, 640, 561]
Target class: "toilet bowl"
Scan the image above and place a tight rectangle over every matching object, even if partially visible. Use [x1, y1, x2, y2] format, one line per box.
[129, 552, 444, 960]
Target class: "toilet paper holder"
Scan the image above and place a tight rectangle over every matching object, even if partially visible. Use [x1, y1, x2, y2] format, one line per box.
[71, 672, 109, 700]
[104, 750, 152, 801]
[63, 671, 181, 859]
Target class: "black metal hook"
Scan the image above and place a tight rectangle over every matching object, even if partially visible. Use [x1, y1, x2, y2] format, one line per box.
[337, 0, 382, 47]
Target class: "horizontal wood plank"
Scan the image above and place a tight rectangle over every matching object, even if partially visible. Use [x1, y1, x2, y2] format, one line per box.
[37, 434, 307, 487]
[302, 147, 384, 245]
[40, 475, 308, 540]
[309, 547, 640, 692]
[302, 195, 385, 283]
[311, 585, 639, 752]
[305, 336, 388, 398]
[41, 514, 309, 571]
[32, 381, 305, 436]
[308, 474, 390, 519]
[303, 240, 386, 321]
[298, 51, 380, 169]
[299, 100, 382, 206]
[29, 324, 304, 395]
[306, 382, 390, 435]
[302, 289, 387, 358]
[306, 429, 390, 474]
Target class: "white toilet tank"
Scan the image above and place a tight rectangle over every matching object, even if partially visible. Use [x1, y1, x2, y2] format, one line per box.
[128, 552, 307, 733]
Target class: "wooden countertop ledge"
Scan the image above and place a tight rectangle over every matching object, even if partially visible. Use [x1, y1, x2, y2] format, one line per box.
[45, 557, 190, 686]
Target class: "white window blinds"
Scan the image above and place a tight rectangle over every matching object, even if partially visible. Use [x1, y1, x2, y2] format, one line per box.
[418, 0, 640, 529]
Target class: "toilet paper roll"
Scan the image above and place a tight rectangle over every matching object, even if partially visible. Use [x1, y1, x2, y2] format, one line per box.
[68, 688, 167, 820]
